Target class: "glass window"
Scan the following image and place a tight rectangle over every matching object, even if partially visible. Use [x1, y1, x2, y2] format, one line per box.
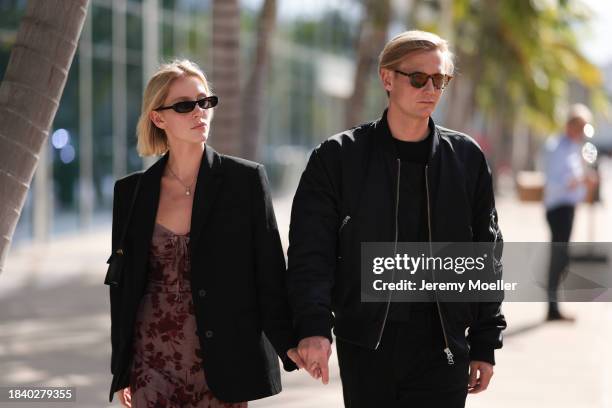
[52, 57, 81, 214]
[161, 20, 174, 58]
[126, 12, 143, 51]
[92, 57, 114, 210]
[0, 0, 27, 31]
[126, 63, 143, 173]
[91, 5, 113, 48]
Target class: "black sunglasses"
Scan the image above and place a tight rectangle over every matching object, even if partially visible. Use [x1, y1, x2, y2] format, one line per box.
[394, 70, 453, 90]
[155, 95, 219, 113]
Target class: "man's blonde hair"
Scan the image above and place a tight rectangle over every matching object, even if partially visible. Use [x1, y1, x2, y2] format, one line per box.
[136, 59, 211, 157]
[378, 30, 454, 75]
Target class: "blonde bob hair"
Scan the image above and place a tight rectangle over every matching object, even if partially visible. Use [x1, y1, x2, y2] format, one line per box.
[136, 59, 211, 157]
[378, 30, 455, 75]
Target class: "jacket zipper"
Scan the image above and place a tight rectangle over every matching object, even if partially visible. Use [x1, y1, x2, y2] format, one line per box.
[337, 215, 351, 261]
[374, 159, 401, 349]
[425, 164, 455, 365]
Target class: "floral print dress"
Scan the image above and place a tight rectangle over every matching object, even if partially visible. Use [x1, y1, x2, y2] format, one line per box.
[130, 223, 248, 408]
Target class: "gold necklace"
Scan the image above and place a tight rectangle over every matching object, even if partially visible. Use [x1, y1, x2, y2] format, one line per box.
[166, 165, 195, 196]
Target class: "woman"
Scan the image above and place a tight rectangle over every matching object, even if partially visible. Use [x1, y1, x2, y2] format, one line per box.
[106, 59, 300, 407]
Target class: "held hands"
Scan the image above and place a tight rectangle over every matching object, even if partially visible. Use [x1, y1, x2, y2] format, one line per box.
[287, 336, 332, 385]
[468, 360, 494, 394]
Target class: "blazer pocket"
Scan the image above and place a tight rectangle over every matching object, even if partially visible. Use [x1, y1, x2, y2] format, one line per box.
[104, 251, 125, 287]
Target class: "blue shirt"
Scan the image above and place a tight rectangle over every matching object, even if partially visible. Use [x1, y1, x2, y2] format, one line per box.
[542, 135, 586, 210]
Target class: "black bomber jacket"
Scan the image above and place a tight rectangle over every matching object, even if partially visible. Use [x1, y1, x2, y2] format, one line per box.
[287, 110, 507, 365]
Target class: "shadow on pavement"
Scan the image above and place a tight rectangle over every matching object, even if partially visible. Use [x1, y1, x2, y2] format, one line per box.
[0, 277, 112, 407]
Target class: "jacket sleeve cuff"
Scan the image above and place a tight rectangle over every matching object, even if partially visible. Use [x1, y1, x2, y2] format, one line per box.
[280, 354, 299, 372]
[296, 314, 333, 344]
[469, 344, 496, 365]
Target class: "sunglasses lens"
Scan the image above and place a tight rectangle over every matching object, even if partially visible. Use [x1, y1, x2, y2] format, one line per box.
[430, 75, 440, 89]
[174, 101, 197, 113]
[432, 74, 449, 89]
[198, 96, 218, 109]
[409, 73, 429, 88]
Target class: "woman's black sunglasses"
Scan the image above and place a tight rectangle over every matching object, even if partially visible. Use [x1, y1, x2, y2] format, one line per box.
[155, 95, 219, 113]
[394, 70, 452, 90]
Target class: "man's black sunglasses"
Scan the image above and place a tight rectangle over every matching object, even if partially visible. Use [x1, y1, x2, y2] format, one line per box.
[155, 95, 219, 113]
[394, 70, 452, 90]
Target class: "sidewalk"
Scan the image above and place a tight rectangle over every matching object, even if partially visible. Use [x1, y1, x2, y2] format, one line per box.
[0, 159, 611, 407]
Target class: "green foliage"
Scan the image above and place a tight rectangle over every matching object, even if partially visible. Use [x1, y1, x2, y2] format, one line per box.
[443, 0, 605, 132]
[288, 10, 357, 56]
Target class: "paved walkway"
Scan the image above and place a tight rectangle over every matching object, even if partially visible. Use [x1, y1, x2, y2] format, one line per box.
[0, 158, 611, 407]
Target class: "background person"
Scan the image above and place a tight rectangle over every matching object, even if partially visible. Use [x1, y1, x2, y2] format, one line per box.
[542, 103, 598, 322]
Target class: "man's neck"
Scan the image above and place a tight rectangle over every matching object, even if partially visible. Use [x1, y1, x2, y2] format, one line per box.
[387, 106, 430, 142]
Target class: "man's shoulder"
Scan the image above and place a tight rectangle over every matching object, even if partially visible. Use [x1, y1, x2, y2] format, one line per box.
[544, 135, 565, 152]
[316, 120, 377, 155]
[436, 125, 484, 156]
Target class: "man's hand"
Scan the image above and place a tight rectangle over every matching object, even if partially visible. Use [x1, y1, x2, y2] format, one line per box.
[468, 361, 494, 394]
[295, 336, 332, 384]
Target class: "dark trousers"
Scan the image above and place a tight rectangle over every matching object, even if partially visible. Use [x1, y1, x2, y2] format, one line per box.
[336, 310, 469, 408]
[546, 205, 575, 313]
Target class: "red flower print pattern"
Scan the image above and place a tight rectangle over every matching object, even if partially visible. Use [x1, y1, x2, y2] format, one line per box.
[130, 223, 247, 408]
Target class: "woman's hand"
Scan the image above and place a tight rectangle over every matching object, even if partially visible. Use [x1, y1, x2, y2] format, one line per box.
[115, 387, 132, 407]
[287, 347, 306, 370]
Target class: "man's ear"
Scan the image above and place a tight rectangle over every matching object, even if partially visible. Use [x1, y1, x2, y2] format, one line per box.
[380, 68, 393, 93]
[149, 110, 165, 129]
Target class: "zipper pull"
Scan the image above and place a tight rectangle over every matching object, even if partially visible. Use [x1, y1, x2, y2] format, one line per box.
[339, 215, 351, 231]
[444, 347, 455, 365]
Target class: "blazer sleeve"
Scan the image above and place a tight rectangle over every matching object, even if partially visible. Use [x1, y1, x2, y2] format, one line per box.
[109, 181, 123, 376]
[252, 164, 298, 372]
[467, 152, 507, 365]
[286, 147, 338, 343]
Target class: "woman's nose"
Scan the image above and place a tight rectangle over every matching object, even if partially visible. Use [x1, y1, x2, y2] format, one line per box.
[193, 104, 206, 118]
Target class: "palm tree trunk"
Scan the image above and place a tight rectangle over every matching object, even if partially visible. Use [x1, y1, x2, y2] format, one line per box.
[0, 0, 89, 273]
[210, 0, 241, 156]
[345, 0, 391, 128]
[241, 0, 277, 161]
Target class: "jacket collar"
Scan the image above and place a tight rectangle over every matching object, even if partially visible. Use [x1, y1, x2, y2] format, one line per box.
[189, 145, 223, 245]
[370, 109, 442, 240]
[374, 108, 441, 162]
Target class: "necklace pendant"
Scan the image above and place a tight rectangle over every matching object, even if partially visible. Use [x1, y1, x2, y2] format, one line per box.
[185, 189, 191, 196]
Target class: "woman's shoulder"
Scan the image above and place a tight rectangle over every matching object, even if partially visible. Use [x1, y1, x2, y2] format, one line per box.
[114, 171, 143, 193]
[218, 153, 263, 175]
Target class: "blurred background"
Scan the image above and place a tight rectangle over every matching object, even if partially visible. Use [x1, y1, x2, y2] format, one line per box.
[1, 0, 612, 407]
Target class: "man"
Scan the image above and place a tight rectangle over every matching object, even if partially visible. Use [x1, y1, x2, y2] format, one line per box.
[542, 104, 596, 322]
[286, 30, 506, 407]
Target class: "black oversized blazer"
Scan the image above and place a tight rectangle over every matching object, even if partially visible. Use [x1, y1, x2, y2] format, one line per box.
[107, 146, 297, 403]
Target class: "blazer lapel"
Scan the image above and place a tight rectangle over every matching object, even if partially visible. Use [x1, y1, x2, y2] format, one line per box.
[129, 153, 167, 294]
[190, 145, 223, 247]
